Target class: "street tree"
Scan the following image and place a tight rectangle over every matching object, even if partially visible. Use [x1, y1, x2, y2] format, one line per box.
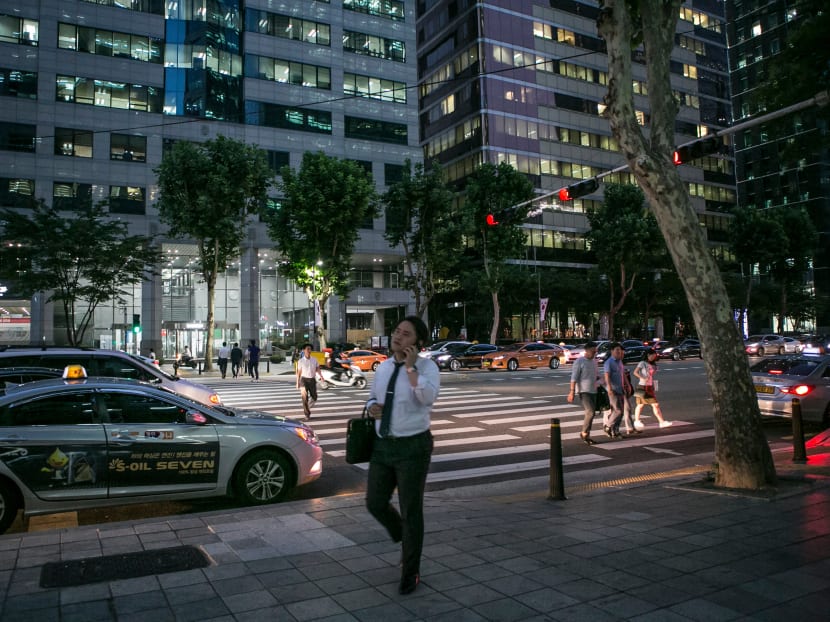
[265, 152, 376, 350]
[383, 160, 460, 322]
[597, 0, 776, 488]
[459, 162, 534, 345]
[155, 136, 273, 370]
[0, 200, 158, 346]
[768, 207, 818, 332]
[727, 206, 786, 335]
[586, 183, 664, 339]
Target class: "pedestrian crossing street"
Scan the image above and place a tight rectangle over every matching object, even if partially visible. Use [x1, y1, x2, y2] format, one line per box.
[202, 377, 717, 486]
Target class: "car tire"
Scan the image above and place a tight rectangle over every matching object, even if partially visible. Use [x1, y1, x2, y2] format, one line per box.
[449, 359, 461, 371]
[234, 450, 293, 505]
[672, 351, 681, 361]
[371, 361, 380, 372]
[0, 479, 20, 535]
[757, 347, 764, 356]
[778, 347, 785, 355]
[354, 377, 367, 389]
[507, 359, 519, 371]
[549, 357, 560, 369]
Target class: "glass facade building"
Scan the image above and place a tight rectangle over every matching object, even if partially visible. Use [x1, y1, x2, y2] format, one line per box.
[725, 0, 830, 330]
[416, 0, 735, 337]
[0, 0, 421, 356]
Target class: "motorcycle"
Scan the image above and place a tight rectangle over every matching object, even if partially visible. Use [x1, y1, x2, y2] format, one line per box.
[318, 364, 367, 389]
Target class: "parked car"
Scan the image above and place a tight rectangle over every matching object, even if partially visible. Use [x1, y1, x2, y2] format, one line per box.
[0, 347, 221, 406]
[0, 366, 323, 534]
[418, 341, 472, 363]
[446, 344, 500, 371]
[481, 342, 564, 371]
[799, 335, 829, 355]
[430, 342, 477, 369]
[596, 343, 651, 364]
[0, 367, 64, 392]
[750, 355, 830, 426]
[658, 339, 702, 361]
[744, 334, 787, 356]
[341, 349, 387, 372]
[620, 339, 645, 349]
[781, 337, 803, 354]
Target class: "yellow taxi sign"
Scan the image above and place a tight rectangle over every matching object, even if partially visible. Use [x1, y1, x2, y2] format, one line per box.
[62, 364, 88, 380]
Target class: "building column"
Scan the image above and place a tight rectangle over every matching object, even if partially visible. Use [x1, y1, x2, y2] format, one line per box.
[327, 298, 346, 344]
[239, 244, 260, 347]
[142, 271, 163, 358]
[29, 291, 54, 345]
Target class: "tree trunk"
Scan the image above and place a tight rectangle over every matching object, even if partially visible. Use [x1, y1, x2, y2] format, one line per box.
[204, 277, 216, 372]
[599, 0, 775, 489]
[489, 290, 500, 346]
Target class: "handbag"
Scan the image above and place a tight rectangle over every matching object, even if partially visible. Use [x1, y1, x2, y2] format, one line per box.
[345, 407, 375, 464]
[595, 385, 610, 411]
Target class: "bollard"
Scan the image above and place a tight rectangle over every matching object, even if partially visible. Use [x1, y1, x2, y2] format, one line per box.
[792, 398, 807, 463]
[548, 418, 566, 501]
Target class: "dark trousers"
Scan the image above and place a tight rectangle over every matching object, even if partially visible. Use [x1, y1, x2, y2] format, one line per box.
[218, 357, 228, 378]
[231, 361, 241, 377]
[607, 391, 625, 431]
[300, 377, 317, 415]
[249, 360, 259, 379]
[579, 392, 597, 435]
[366, 431, 433, 580]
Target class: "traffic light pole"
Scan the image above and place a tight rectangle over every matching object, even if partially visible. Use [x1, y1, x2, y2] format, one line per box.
[510, 90, 829, 216]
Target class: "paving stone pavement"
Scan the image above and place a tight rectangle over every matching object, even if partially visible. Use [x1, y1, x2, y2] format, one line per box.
[0, 446, 829, 622]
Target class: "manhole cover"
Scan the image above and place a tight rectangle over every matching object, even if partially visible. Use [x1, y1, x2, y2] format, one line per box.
[40, 545, 210, 588]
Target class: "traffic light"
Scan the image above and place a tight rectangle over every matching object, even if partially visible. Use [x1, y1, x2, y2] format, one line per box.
[672, 134, 721, 165]
[486, 213, 499, 226]
[558, 178, 599, 201]
[132, 314, 141, 334]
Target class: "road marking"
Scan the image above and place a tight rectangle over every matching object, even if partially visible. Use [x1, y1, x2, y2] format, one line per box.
[482, 411, 585, 425]
[452, 406, 555, 418]
[430, 444, 550, 463]
[597, 429, 713, 450]
[643, 446, 684, 455]
[326, 434, 521, 453]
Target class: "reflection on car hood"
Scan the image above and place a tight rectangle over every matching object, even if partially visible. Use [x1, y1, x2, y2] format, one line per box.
[217, 407, 305, 426]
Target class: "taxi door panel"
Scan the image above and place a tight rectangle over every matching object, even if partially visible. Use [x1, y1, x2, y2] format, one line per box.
[101, 392, 220, 497]
[0, 393, 108, 502]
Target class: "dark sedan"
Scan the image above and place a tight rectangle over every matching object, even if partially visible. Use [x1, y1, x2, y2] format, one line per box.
[447, 344, 500, 371]
[659, 339, 702, 360]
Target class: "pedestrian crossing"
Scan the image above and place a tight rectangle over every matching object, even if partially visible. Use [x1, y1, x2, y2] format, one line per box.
[201, 379, 714, 487]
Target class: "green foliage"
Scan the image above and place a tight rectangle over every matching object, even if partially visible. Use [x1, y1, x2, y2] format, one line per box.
[382, 160, 460, 316]
[264, 152, 377, 345]
[0, 200, 158, 345]
[155, 136, 273, 284]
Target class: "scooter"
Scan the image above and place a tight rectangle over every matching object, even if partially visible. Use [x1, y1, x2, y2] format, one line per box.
[319, 364, 367, 389]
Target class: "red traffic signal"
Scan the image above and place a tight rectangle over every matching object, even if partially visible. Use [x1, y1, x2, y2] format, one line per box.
[673, 134, 721, 165]
[558, 178, 599, 201]
[486, 213, 499, 226]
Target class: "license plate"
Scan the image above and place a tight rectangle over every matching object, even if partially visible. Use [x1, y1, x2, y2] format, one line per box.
[754, 384, 774, 394]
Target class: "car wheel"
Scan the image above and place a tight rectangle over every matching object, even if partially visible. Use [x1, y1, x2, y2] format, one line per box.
[507, 359, 519, 371]
[757, 347, 765, 356]
[449, 359, 461, 371]
[0, 479, 20, 535]
[549, 357, 560, 369]
[672, 351, 681, 361]
[354, 377, 367, 389]
[778, 347, 785, 355]
[371, 361, 380, 372]
[234, 450, 293, 505]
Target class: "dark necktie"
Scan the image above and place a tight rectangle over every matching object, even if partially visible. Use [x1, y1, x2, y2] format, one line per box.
[380, 361, 405, 438]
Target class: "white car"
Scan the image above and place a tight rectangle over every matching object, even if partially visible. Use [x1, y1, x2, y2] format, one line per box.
[744, 334, 787, 356]
[0, 370, 322, 534]
[781, 337, 803, 354]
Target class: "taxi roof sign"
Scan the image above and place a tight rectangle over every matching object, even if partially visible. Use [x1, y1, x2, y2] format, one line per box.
[62, 365, 88, 380]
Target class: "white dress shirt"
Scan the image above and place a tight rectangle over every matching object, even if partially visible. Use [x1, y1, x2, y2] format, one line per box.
[367, 356, 440, 438]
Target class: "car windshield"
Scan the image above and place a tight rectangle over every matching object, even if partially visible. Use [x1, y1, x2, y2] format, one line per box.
[750, 358, 820, 376]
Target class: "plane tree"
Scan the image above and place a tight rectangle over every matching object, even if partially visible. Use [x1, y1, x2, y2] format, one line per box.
[598, 0, 776, 488]
[155, 135, 273, 370]
[0, 200, 158, 346]
[265, 151, 376, 350]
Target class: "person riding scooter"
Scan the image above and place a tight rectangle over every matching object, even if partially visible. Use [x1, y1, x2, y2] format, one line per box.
[327, 350, 352, 382]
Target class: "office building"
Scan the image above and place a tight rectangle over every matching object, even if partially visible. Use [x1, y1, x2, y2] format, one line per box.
[0, 0, 422, 356]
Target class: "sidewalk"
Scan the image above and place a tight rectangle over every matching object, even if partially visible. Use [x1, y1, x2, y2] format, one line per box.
[0, 447, 828, 621]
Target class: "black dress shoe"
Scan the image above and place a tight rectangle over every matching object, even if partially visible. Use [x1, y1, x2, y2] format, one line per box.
[399, 574, 419, 595]
[603, 425, 613, 438]
[580, 433, 596, 445]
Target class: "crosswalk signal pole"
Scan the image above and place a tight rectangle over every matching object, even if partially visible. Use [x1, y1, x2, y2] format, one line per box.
[548, 418, 566, 501]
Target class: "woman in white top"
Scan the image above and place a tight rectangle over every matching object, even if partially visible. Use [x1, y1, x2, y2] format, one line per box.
[633, 349, 672, 429]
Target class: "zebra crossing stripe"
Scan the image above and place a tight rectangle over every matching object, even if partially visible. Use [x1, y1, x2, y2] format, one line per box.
[325, 434, 520, 451]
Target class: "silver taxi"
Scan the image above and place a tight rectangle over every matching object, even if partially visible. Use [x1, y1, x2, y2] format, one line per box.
[0, 367, 322, 534]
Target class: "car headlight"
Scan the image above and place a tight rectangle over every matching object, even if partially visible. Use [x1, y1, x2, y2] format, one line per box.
[493, 355, 505, 360]
[437, 354, 451, 362]
[295, 425, 319, 445]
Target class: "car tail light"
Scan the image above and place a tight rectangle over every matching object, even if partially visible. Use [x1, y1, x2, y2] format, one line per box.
[780, 384, 814, 396]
